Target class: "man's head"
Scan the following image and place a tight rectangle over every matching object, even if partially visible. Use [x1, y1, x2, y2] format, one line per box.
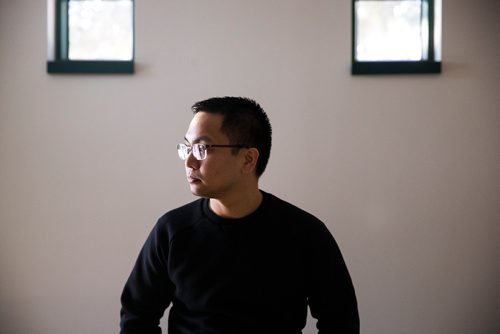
[191, 97, 272, 177]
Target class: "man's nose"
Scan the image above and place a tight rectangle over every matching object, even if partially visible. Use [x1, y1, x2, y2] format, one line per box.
[185, 150, 199, 169]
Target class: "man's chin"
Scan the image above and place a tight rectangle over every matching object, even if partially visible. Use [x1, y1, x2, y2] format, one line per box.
[189, 184, 208, 197]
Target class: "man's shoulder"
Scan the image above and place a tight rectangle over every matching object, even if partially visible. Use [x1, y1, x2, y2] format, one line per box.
[154, 198, 205, 237]
[263, 191, 336, 243]
[263, 191, 324, 226]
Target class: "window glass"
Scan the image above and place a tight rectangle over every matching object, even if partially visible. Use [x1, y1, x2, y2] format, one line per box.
[433, 0, 442, 61]
[68, 0, 133, 60]
[355, 1, 424, 61]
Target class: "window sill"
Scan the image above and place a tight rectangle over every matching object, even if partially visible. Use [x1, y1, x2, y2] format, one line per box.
[47, 60, 134, 74]
[352, 61, 441, 75]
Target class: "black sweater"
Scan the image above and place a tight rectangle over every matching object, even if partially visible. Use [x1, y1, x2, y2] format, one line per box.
[120, 191, 359, 334]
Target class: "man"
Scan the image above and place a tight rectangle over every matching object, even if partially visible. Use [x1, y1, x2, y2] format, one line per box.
[120, 97, 359, 333]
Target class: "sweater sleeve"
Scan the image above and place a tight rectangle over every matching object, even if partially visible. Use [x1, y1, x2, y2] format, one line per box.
[120, 222, 174, 334]
[307, 221, 360, 334]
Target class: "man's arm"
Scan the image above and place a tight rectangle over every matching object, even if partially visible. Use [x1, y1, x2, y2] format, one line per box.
[120, 223, 174, 334]
[307, 222, 360, 334]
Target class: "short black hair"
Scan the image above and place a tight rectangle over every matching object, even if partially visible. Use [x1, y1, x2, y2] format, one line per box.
[191, 97, 272, 177]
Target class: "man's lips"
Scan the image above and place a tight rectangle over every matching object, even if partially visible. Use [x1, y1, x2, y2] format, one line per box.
[187, 174, 201, 183]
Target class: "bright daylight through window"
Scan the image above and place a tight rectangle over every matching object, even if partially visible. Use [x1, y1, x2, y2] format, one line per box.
[68, 0, 133, 60]
[352, 0, 441, 74]
[47, 0, 135, 73]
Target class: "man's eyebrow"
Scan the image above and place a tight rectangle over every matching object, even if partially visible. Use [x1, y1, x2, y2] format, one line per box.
[184, 135, 212, 144]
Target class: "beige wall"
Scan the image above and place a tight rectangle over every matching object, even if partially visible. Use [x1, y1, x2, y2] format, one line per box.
[1, 1, 499, 333]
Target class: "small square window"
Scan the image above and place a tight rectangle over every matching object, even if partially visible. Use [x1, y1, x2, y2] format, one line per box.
[47, 0, 135, 74]
[352, 0, 441, 74]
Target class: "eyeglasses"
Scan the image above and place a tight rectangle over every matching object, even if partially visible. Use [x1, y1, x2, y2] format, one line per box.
[177, 143, 248, 161]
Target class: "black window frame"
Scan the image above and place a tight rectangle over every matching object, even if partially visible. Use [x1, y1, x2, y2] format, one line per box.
[351, 0, 441, 75]
[47, 0, 135, 74]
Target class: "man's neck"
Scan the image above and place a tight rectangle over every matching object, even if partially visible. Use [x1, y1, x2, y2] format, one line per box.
[209, 188, 263, 219]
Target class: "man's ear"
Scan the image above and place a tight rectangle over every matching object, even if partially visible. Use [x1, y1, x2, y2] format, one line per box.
[242, 148, 259, 174]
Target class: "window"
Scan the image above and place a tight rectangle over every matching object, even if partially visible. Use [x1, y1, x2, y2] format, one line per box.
[352, 0, 441, 74]
[47, 0, 135, 74]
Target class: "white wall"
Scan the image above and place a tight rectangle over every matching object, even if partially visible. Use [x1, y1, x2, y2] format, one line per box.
[1, 1, 499, 333]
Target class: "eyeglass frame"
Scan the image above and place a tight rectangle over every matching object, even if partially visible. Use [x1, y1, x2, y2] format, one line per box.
[177, 143, 250, 161]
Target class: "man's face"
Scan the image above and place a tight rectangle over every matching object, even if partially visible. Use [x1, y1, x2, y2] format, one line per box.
[183, 112, 246, 199]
